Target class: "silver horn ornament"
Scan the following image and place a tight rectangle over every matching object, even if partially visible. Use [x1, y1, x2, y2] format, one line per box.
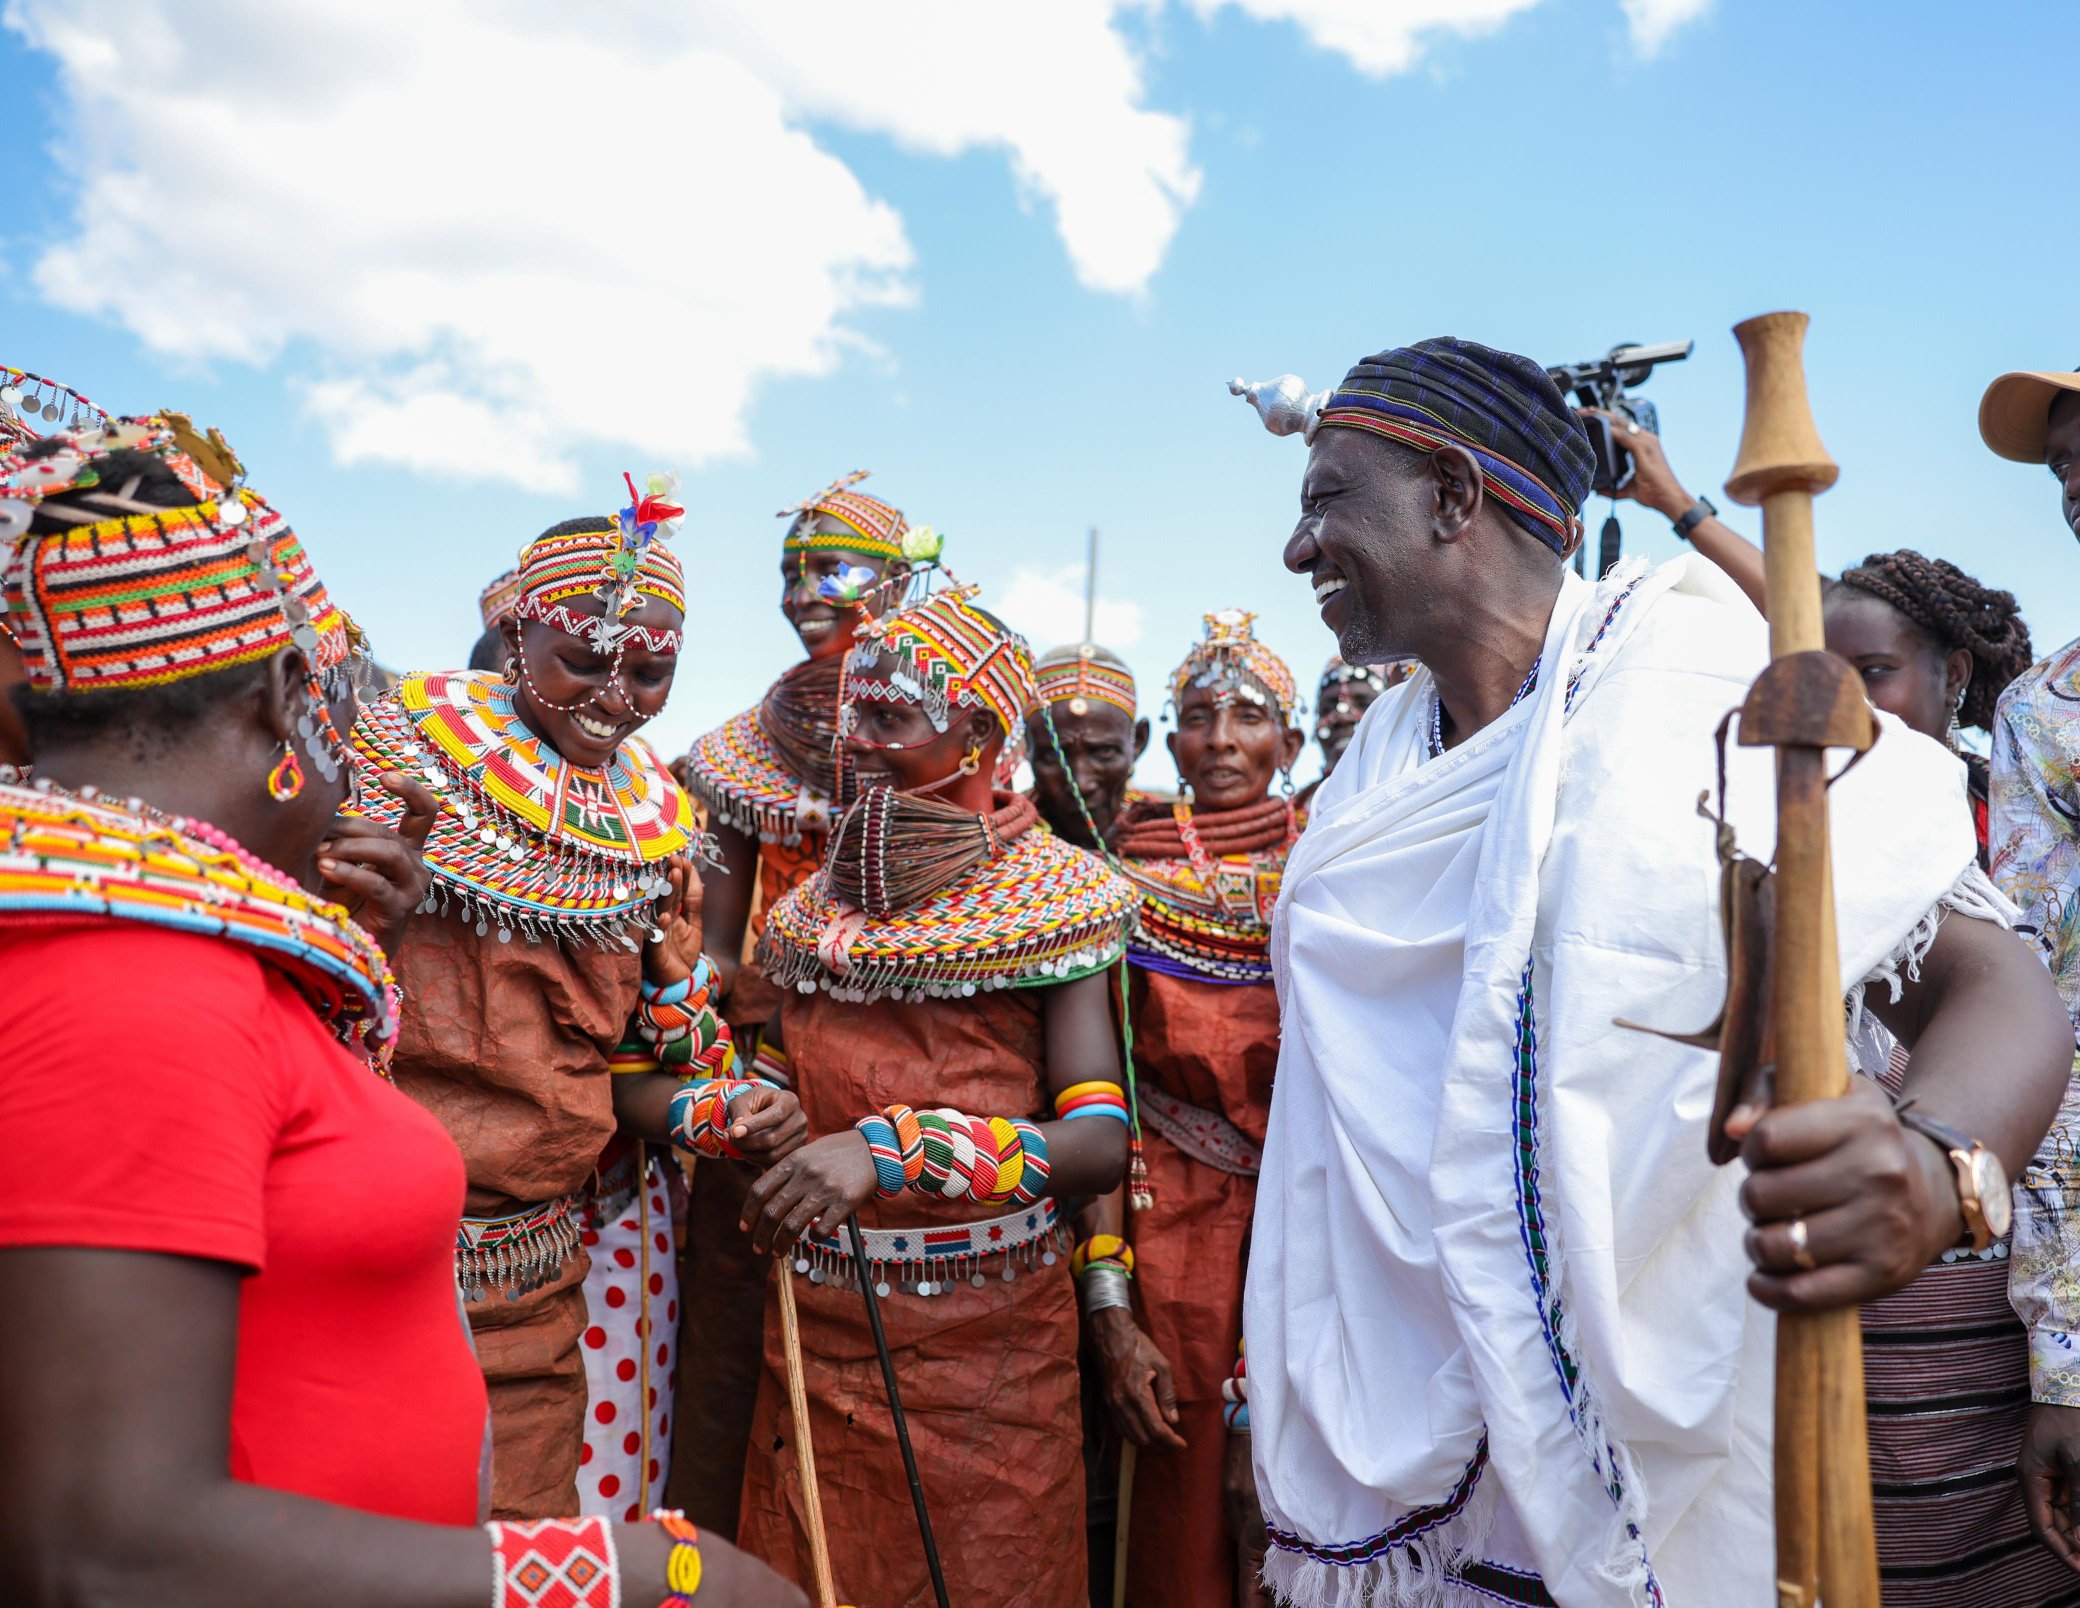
[1228, 373, 1329, 443]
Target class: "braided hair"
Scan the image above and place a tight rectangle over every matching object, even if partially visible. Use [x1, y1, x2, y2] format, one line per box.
[1831, 550, 2033, 731]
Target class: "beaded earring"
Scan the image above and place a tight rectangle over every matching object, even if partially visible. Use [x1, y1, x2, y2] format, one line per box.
[266, 741, 306, 802]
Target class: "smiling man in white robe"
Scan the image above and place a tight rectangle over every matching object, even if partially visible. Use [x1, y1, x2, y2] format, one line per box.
[1234, 338, 2072, 1608]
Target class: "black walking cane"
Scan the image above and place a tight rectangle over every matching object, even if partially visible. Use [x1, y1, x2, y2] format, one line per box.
[844, 1214, 952, 1608]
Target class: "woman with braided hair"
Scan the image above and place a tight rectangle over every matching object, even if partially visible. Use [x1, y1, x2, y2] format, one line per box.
[1818, 550, 2067, 1605]
[1825, 549, 2035, 866]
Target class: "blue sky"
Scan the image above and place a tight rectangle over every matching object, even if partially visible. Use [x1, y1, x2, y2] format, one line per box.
[4, 1, 2076, 785]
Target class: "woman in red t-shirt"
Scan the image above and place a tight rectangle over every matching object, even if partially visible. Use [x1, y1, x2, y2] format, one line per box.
[0, 419, 802, 1608]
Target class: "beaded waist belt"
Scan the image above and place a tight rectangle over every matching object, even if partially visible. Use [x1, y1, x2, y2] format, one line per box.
[791, 1198, 1068, 1299]
[456, 1193, 583, 1303]
[1139, 1085, 1263, 1178]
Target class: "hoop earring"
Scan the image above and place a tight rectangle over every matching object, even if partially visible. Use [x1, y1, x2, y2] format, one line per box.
[1280, 766, 1296, 798]
[266, 741, 306, 802]
[957, 745, 983, 777]
[501, 657, 519, 685]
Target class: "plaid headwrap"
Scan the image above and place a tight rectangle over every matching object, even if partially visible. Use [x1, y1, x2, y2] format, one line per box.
[510, 472, 687, 654]
[780, 469, 909, 562]
[478, 566, 523, 630]
[1169, 609, 1298, 724]
[844, 584, 1037, 764]
[1318, 337, 1594, 554]
[0, 415, 349, 695]
[1034, 642, 1137, 717]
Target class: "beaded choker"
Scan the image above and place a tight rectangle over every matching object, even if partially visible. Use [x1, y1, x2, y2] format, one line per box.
[1116, 797, 1295, 986]
[683, 658, 855, 846]
[759, 790, 1136, 1003]
[0, 781, 398, 1068]
[351, 671, 698, 948]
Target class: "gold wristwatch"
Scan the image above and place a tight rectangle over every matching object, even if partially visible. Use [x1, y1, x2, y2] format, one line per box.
[1896, 1104, 2011, 1252]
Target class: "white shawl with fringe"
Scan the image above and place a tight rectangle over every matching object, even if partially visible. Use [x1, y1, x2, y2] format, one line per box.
[1247, 556, 1977, 1608]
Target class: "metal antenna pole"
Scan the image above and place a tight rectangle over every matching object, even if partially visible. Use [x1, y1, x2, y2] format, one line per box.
[1084, 526, 1098, 643]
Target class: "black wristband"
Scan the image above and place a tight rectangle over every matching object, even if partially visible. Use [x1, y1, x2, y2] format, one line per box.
[1671, 496, 1717, 542]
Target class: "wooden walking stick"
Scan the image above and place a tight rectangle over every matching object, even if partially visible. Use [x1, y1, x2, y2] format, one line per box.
[775, 1259, 840, 1607]
[1723, 311, 1880, 1608]
[1111, 1440, 1137, 1608]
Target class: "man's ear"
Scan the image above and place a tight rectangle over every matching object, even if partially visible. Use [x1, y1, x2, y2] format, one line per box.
[1429, 444, 1486, 543]
[1133, 716, 1151, 761]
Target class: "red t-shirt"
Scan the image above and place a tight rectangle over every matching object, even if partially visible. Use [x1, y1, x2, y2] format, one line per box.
[0, 924, 487, 1524]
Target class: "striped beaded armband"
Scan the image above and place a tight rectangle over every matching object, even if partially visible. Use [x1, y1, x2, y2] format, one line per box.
[1071, 1233, 1135, 1280]
[859, 1105, 1052, 1207]
[650, 1507, 703, 1604]
[1221, 1340, 1250, 1432]
[749, 1040, 793, 1091]
[486, 1515, 619, 1608]
[854, 1112, 911, 1199]
[637, 958, 734, 1076]
[668, 1078, 759, 1161]
[1054, 1079, 1131, 1126]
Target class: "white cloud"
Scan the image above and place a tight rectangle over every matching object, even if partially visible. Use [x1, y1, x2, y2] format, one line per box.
[5, 0, 1196, 488]
[996, 563, 1146, 654]
[1185, 0, 1544, 77]
[1187, 0, 1708, 75]
[1620, 0, 1712, 56]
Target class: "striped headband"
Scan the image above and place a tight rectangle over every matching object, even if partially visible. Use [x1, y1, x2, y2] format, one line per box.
[1034, 644, 1137, 717]
[511, 472, 687, 654]
[1169, 609, 1298, 725]
[844, 584, 1037, 755]
[0, 416, 349, 695]
[780, 469, 910, 562]
[478, 566, 524, 630]
[1319, 338, 1594, 554]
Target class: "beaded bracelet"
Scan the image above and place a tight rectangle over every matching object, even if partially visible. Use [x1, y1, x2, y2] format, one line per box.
[668, 1078, 764, 1161]
[1070, 1233, 1135, 1280]
[651, 1507, 703, 1604]
[1221, 1340, 1250, 1433]
[486, 1515, 619, 1608]
[749, 1040, 793, 1090]
[853, 1104, 1051, 1207]
[1054, 1079, 1131, 1126]
[637, 959, 734, 1076]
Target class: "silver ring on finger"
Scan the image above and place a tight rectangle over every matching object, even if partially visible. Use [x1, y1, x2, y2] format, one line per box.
[1787, 1216, 1816, 1271]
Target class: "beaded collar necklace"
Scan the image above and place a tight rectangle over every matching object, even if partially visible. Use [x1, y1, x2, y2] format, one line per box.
[1118, 797, 1296, 987]
[350, 671, 699, 949]
[685, 657, 852, 846]
[0, 779, 398, 1069]
[758, 789, 1137, 1005]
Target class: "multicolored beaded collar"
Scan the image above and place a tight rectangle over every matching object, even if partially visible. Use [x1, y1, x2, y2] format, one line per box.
[0, 780, 398, 1068]
[759, 809, 1137, 1004]
[1117, 798, 1296, 986]
[685, 704, 834, 846]
[351, 671, 699, 948]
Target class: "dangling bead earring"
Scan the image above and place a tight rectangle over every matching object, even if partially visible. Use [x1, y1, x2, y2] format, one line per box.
[266, 741, 306, 802]
[1280, 766, 1296, 798]
[1947, 682, 1967, 749]
[957, 744, 983, 777]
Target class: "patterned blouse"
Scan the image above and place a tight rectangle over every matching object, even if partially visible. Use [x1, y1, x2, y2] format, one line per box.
[1990, 638, 2080, 1407]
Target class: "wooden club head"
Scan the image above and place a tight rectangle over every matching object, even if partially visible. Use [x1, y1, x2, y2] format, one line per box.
[1725, 312, 1840, 508]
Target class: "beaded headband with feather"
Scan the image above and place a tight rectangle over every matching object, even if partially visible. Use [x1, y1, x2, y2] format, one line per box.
[509, 471, 687, 655]
[779, 468, 913, 562]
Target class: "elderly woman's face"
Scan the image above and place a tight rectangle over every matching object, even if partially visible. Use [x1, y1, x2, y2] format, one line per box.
[1284, 429, 1429, 666]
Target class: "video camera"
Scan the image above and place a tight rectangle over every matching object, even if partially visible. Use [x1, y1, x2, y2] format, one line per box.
[1546, 339, 1693, 497]
[1546, 339, 1693, 575]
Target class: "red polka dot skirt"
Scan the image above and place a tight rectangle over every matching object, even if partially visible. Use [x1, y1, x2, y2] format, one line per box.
[575, 1154, 678, 1519]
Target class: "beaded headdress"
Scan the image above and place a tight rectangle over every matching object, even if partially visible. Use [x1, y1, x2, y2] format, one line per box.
[0, 415, 351, 697]
[1, 367, 108, 450]
[510, 471, 687, 654]
[1033, 643, 1137, 718]
[478, 566, 524, 631]
[779, 469, 910, 561]
[843, 582, 1038, 768]
[1169, 610, 1298, 724]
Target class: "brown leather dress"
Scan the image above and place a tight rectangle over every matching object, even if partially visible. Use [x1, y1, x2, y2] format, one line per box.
[1124, 965, 1279, 1608]
[737, 987, 1087, 1608]
[388, 915, 639, 1519]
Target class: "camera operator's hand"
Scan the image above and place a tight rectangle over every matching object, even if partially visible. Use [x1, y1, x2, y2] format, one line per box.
[1577, 407, 1768, 614]
[1578, 408, 1693, 520]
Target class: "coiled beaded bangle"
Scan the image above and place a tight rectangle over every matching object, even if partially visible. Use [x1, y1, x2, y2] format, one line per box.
[651, 1507, 703, 1603]
[853, 1104, 1052, 1206]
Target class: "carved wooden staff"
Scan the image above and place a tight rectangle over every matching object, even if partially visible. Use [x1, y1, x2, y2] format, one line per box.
[1723, 311, 1880, 1608]
[774, 1262, 840, 1607]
